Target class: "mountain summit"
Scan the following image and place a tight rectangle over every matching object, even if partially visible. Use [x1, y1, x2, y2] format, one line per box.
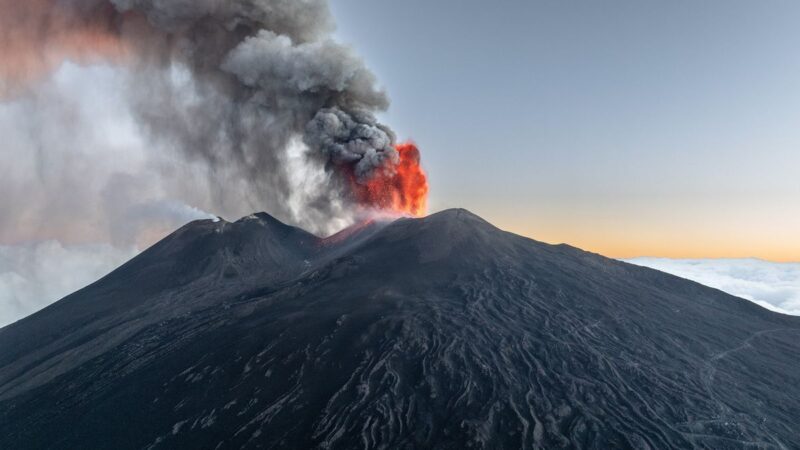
[1, 210, 799, 449]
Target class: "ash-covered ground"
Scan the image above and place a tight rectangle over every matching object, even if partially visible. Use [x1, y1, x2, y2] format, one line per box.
[0, 209, 798, 449]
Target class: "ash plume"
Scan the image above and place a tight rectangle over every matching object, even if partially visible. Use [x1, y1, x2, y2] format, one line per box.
[0, 0, 406, 234]
[305, 108, 399, 181]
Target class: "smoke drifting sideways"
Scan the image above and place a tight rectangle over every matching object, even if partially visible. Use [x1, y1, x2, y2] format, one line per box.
[0, 0, 428, 232]
[0, 0, 428, 326]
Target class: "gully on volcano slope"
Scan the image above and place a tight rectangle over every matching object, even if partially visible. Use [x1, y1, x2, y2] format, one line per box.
[0, 209, 799, 449]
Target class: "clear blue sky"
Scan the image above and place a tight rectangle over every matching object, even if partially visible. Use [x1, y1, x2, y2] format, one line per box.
[330, 0, 800, 260]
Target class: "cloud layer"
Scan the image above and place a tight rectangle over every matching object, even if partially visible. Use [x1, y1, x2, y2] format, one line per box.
[0, 241, 137, 327]
[626, 258, 800, 316]
[0, 63, 215, 328]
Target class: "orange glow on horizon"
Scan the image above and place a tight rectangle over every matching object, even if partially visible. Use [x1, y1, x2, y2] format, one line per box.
[507, 222, 800, 263]
[452, 204, 800, 263]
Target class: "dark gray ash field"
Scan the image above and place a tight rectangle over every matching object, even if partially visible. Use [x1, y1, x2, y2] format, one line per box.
[1, 209, 798, 449]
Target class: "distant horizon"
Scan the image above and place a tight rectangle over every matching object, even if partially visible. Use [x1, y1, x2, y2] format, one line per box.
[143, 207, 800, 263]
[1, 1, 798, 328]
[423, 206, 800, 263]
[2, 207, 799, 330]
[332, 1, 800, 263]
[109, 206, 800, 266]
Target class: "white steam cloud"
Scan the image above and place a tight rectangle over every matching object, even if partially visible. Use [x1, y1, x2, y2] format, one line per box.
[626, 258, 800, 316]
[0, 0, 405, 233]
[0, 63, 214, 328]
[1, 0, 409, 327]
[0, 242, 137, 328]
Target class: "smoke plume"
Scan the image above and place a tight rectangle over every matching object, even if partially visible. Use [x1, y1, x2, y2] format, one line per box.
[0, 0, 421, 235]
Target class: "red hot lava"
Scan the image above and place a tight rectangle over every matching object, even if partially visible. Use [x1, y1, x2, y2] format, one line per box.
[351, 143, 429, 217]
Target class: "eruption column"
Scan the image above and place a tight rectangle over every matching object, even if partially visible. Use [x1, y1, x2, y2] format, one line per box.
[0, 0, 430, 231]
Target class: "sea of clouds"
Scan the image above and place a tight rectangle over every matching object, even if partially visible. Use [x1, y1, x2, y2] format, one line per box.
[3, 251, 798, 328]
[626, 257, 800, 316]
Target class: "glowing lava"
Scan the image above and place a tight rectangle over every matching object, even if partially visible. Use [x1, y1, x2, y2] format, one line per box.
[352, 142, 429, 216]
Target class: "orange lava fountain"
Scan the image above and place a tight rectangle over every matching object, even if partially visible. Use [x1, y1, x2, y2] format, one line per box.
[351, 143, 429, 216]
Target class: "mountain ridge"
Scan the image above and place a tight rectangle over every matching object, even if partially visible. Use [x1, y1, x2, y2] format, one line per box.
[1, 209, 798, 449]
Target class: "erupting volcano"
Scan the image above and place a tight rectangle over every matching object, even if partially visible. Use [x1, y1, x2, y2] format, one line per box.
[350, 143, 429, 217]
[1, 0, 430, 233]
[3, 209, 800, 449]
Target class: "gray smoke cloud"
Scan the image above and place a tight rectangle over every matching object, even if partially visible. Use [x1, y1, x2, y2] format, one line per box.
[110, 0, 400, 230]
[1, 0, 403, 234]
[305, 108, 398, 181]
[0, 0, 410, 326]
[0, 61, 218, 327]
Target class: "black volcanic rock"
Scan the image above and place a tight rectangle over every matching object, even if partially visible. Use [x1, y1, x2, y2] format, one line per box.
[1, 209, 799, 449]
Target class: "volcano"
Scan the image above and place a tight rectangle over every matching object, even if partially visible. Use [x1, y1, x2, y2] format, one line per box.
[1, 209, 798, 449]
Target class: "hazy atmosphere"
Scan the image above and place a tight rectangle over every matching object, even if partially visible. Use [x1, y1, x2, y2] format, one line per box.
[1, 1, 799, 325]
[2, 2, 800, 448]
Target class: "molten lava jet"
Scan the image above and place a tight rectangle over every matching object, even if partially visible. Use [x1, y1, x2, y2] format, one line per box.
[351, 143, 429, 217]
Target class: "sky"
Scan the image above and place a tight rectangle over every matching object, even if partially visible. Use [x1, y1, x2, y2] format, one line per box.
[331, 0, 800, 261]
[1, 1, 799, 326]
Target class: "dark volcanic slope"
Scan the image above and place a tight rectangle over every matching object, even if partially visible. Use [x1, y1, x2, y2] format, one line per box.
[1, 210, 799, 449]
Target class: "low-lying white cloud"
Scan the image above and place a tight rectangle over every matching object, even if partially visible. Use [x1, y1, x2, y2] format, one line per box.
[0, 201, 216, 328]
[0, 241, 138, 328]
[626, 258, 800, 316]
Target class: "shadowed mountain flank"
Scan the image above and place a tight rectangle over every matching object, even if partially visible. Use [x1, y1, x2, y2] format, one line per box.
[1, 209, 798, 449]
